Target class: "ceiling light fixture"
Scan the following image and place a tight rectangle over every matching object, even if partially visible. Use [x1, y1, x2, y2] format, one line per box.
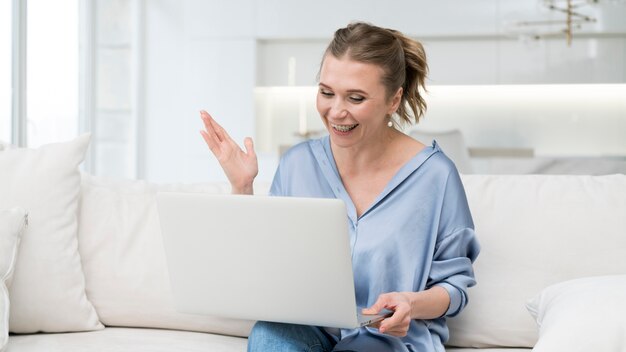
[515, 0, 598, 46]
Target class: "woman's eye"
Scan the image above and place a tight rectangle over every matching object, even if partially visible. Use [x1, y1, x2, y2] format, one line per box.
[349, 96, 364, 103]
[320, 89, 334, 97]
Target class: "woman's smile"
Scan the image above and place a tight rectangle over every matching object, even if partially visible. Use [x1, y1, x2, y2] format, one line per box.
[331, 123, 359, 133]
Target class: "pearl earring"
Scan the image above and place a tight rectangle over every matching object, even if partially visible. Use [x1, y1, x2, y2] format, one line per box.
[387, 117, 393, 128]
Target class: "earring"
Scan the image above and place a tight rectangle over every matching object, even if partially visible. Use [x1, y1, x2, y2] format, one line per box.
[387, 116, 393, 128]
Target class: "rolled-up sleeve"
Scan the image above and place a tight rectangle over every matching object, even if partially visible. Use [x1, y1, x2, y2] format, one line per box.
[430, 227, 480, 317]
[427, 168, 480, 317]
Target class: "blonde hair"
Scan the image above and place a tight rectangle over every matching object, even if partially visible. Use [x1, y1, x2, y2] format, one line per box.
[322, 22, 428, 126]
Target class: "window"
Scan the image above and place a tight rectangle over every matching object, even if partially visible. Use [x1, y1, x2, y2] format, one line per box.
[0, 0, 10, 143]
[26, 0, 79, 147]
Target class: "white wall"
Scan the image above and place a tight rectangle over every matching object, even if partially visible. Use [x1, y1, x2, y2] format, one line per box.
[255, 0, 501, 38]
[253, 0, 626, 38]
[144, 0, 257, 183]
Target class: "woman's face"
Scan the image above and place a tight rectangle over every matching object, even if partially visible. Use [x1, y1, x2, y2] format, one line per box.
[317, 54, 401, 150]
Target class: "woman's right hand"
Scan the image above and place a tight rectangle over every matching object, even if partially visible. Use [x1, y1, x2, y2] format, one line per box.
[199, 110, 258, 194]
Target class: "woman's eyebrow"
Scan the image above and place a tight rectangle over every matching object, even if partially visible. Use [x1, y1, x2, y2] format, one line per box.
[346, 89, 367, 95]
[318, 83, 368, 96]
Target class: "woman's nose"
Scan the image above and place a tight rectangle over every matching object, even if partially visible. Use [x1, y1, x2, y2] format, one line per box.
[328, 101, 348, 119]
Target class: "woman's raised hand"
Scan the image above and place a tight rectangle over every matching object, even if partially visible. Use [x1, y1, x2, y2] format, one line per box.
[200, 110, 258, 194]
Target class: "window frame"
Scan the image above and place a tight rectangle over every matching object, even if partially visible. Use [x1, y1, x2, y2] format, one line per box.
[11, 0, 27, 147]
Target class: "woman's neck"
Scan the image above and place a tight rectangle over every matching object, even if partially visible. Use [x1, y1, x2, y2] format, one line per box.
[331, 128, 400, 174]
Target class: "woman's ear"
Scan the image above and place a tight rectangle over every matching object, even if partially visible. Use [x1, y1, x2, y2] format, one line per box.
[388, 87, 403, 115]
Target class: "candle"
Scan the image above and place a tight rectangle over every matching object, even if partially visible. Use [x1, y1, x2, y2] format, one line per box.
[298, 95, 307, 137]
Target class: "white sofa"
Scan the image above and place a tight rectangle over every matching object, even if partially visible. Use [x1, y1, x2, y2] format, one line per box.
[2, 137, 626, 352]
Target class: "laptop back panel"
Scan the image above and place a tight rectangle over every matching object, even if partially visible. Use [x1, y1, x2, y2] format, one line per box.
[157, 193, 361, 328]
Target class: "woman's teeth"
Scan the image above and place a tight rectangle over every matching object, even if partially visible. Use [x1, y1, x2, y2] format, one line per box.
[332, 124, 358, 132]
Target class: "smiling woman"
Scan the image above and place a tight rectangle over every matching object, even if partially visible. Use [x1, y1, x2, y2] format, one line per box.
[200, 22, 480, 352]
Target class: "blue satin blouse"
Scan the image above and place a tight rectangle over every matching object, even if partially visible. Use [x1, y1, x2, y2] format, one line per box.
[269, 136, 480, 352]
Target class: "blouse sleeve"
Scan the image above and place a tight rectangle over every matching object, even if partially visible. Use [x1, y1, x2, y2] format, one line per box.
[428, 169, 480, 317]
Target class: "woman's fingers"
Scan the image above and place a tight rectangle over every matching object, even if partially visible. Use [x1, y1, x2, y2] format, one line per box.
[200, 130, 220, 155]
[380, 324, 409, 337]
[200, 111, 220, 141]
[362, 295, 388, 315]
[379, 305, 410, 335]
[200, 111, 239, 159]
[364, 292, 412, 337]
[243, 137, 256, 158]
[201, 110, 231, 147]
[202, 110, 232, 143]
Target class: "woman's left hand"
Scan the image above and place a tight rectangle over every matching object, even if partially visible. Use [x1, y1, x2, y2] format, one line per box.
[362, 292, 413, 337]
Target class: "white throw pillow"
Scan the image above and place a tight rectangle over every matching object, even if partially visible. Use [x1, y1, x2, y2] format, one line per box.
[0, 135, 102, 333]
[526, 275, 626, 352]
[78, 174, 257, 336]
[1, 207, 27, 351]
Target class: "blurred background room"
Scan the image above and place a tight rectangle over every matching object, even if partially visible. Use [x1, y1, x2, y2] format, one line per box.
[1, 0, 625, 183]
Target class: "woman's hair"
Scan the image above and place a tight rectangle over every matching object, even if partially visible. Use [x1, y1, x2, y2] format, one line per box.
[322, 22, 428, 126]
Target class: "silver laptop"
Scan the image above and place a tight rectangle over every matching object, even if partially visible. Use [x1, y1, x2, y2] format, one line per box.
[156, 192, 390, 329]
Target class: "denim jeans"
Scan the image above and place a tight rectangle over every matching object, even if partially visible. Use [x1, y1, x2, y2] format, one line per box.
[247, 321, 337, 352]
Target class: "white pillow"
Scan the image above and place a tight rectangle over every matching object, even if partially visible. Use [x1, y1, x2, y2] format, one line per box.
[0, 135, 102, 333]
[1, 207, 27, 351]
[78, 174, 255, 336]
[526, 275, 626, 352]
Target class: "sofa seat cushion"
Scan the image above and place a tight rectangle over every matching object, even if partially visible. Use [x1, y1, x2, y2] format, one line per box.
[6, 328, 532, 352]
[7, 328, 247, 352]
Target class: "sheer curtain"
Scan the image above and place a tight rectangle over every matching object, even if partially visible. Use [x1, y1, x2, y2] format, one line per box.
[0, 1, 10, 143]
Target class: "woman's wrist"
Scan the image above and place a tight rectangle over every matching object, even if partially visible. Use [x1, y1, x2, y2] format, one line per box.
[406, 286, 450, 320]
[231, 181, 254, 195]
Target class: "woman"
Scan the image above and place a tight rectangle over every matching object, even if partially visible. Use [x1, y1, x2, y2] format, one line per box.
[200, 22, 479, 352]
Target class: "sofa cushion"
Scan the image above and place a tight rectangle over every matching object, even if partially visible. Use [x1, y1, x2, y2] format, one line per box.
[0, 135, 103, 333]
[1, 207, 27, 351]
[5, 327, 532, 352]
[446, 175, 626, 348]
[7, 327, 248, 352]
[526, 275, 626, 352]
[78, 174, 264, 337]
